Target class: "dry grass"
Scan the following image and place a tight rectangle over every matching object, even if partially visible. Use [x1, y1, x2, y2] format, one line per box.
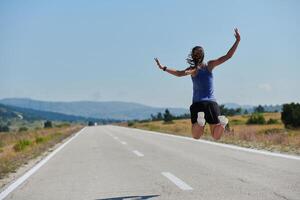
[0, 125, 83, 179]
[117, 113, 300, 155]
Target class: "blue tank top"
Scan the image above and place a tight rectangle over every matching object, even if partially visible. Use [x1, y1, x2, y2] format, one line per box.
[191, 63, 216, 103]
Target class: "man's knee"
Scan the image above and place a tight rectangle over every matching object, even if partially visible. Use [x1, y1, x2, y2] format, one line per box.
[191, 123, 204, 140]
[213, 125, 225, 140]
[212, 135, 221, 140]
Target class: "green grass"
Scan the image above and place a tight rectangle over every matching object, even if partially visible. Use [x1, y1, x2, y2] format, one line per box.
[0, 118, 44, 132]
[13, 139, 33, 152]
[54, 123, 71, 128]
[18, 126, 28, 132]
[230, 119, 244, 125]
[35, 136, 47, 144]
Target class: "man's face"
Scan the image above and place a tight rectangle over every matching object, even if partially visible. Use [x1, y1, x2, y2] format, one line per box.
[193, 48, 203, 59]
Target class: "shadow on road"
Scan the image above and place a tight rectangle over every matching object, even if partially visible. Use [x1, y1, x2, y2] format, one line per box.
[96, 194, 160, 200]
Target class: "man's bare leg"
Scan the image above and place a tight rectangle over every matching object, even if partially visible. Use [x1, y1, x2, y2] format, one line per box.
[209, 124, 224, 140]
[209, 115, 228, 140]
[192, 123, 205, 139]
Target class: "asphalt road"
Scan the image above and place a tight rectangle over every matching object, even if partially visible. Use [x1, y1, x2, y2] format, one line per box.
[1, 125, 299, 200]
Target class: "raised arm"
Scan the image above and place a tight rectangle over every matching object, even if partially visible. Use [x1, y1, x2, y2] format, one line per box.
[154, 58, 196, 77]
[207, 28, 241, 72]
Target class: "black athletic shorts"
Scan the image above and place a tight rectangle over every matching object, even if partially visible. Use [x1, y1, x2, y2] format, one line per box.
[190, 101, 221, 124]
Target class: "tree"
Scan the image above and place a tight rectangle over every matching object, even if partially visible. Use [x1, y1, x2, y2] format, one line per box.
[220, 104, 242, 116]
[157, 112, 163, 120]
[175, 113, 190, 119]
[88, 121, 94, 126]
[163, 109, 173, 123]
[150, 114, 156, 121]
[151, 112, 164, 121]
[235, 108, 242, 115]
[281, 103, 300, 128]
[44, 120, 52, 128]
[254, 105, 265, 113]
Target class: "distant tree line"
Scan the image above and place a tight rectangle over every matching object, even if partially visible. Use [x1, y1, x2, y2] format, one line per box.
[148, 105, 275, 124]
[219, 105, 242, 116]
[128, 103, 298, 128]
[150, 109, 191, 123]
[246, 113, 278, 125]
[220, 104, 282, 116]
[150, 109, 174, 123]
[246, 102, 300, 127]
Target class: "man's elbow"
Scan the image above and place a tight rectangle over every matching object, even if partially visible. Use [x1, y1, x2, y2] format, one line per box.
[226, 54, 233, 59]
[176, 72, 185, 77]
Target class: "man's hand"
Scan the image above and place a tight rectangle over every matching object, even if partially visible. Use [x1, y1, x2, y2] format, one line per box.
[234, 28, 240, 42]
[154, 58, 164, 70]
[207, 28, 240, 72]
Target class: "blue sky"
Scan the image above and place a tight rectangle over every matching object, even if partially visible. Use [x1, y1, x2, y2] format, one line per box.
[1, 0, 299, 108]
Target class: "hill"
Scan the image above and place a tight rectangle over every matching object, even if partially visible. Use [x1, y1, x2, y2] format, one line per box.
[0, 98, 188, 120]
[0, 103, 118, 124]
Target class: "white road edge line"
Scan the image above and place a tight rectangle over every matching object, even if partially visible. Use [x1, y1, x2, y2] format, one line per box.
[111, 125, 300, 161]
[132, 150, 144, 157]
[162, 172, 193, 191]
[0, 127, 86, 200]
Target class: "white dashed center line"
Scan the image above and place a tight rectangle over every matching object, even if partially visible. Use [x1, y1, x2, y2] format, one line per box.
[162, 172, 193, 191]
[120, 141, 127, 145]
[132, 150, 144, 157]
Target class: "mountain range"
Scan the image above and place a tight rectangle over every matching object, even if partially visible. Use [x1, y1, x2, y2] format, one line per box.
[0, 103, 114, 123]
[0, 98, 282, 121]
[0, 98, 188, 120]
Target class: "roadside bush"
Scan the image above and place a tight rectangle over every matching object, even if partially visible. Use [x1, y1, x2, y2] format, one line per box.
[55, 123, 70, 128]
[140, 119, 151, 123]
[35, 136, 46, 144]
[18, 127, 28, 132]
[44, 120, 52, 128]
[127, 121, 135, 126]
[230, 119, 243, 125]
[13, 139, 32, 152]
[88, 121, 94, 126]
[267, 118, 278, 124]
[50, 132, 62, 139]
[246, 113, 266, 124]
[281, 103, 300, 128]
